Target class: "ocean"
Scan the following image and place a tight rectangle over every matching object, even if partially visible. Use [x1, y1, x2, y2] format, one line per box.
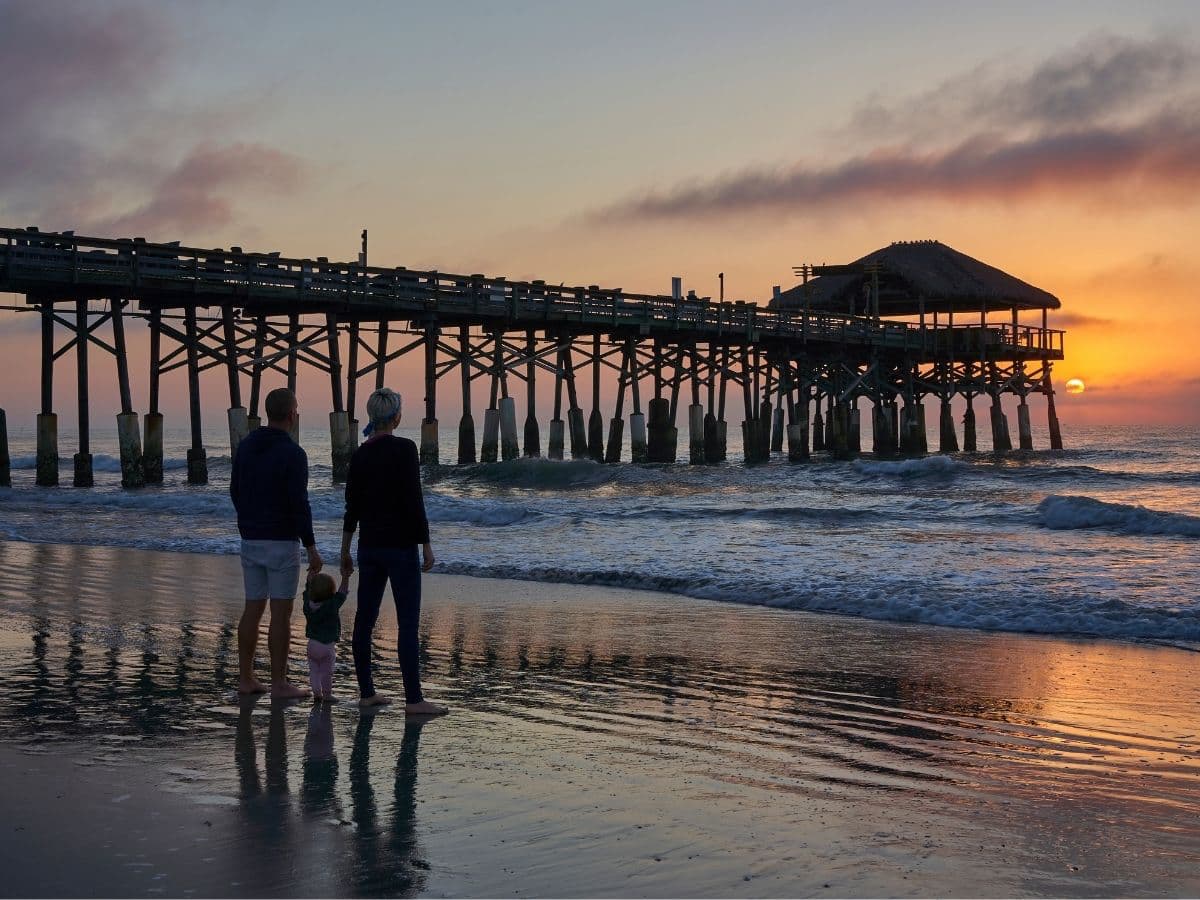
[2, 421, 1198, 647]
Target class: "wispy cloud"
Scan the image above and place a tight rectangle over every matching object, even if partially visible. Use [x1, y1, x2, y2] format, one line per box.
[1053, 312, 1115, 329]
[0, 1, 305, 239]
[103, 144, 306, 234]
[591, 33, 1200, 223]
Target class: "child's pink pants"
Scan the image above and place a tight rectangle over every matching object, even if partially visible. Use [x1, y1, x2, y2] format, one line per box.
[307, 639, 336, 696]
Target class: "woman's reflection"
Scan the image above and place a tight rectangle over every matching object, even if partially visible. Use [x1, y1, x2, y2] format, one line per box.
[349, 711, 430, 896]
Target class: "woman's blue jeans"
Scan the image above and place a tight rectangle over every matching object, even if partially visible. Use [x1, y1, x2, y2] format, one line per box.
[353, 545, 423, 704]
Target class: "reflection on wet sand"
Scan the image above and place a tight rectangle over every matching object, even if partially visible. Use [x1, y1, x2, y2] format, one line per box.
[229, 696, 428, 896]
[1, 542, 1199, 896]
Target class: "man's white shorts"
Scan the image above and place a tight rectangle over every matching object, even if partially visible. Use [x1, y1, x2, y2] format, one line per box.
[240, 539, 301, 601]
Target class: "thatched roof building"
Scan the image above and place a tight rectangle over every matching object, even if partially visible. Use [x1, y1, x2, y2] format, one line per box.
[770, 240, 1059, 316]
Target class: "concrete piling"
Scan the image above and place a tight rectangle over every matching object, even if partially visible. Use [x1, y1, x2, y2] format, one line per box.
[588, 409, 604, 463]
[228, 407, 249, 458]
[605, 417, 624, 463]
[811, 406, 825, 453]
[458, 413, 476, 465]
[36, 413, 58, 487]
[567, 408, 587, 459]
[703, 412, 720, 464]
[688, 403, 705, 464]
[963, 399, 978, 452]
[0, 408, 9, 487]
[143, 412, 163, 484]
[770, 406, 785, 454]
[548, 419, 565, 460]
[481, 408, 500, 463]
[330, 411, 354, 478]
[1017, 399, 1033, 450]
[420, 419, 440, 465]
[989, 398, 1012, 452]
[184, 305, 208, 486]
[629, 412, 648, 463]
[524, 416, 541, 458]
[1044, 373, 1064, 450]
[716, 420, 728, 462]
[939, 400, 959, 452]
[116, 412, 144, 489]
[499, 397, 519, 461]
[647, 397, 674, 463]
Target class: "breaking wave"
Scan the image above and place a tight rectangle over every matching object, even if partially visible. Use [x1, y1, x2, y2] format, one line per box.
[1037, 495, 1200, 538]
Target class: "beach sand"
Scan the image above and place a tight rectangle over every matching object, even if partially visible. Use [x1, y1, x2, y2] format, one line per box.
[0, 540, 1197, 898]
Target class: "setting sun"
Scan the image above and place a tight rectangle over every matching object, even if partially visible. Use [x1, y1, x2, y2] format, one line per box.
[1066, 378, 1086, 394]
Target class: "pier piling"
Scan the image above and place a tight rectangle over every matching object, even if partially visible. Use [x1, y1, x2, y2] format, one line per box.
[72, 299, 94, 488]
[939, 399, 959, 452]
[458, 326, 475, 464]
[421, 324, 440, 466]
[523, 330, 540, 457]
[111, 299, 144, 487]
[1017, 398, 1033, 450]
[184, 305, 208, 485]
[0, 407, 7, 487]
[143, 307, 163, 484]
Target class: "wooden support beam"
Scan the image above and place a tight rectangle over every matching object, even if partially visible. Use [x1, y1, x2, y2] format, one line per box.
[184, 305, 207, 484]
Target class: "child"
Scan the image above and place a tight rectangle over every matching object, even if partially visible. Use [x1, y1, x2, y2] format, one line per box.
[303, 571, 350, 702]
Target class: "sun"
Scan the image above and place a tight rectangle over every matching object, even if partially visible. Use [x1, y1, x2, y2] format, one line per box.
[1065, 378, 1086, 395]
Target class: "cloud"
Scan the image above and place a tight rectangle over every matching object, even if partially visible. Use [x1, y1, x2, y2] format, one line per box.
[590, 33, 1200, 224]
[593, 112, 1200, 221]
[1053, 312, 1115, 329]
[0, 1, 305, 240]
[846, 33, 1198, 142]
[103, 144, 306, 234]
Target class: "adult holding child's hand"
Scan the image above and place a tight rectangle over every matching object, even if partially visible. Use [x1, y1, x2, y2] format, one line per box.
[341, 387, 448, 716]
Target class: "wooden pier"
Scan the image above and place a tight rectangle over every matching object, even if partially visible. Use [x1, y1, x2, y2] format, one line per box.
[0, 227, 1065, 488]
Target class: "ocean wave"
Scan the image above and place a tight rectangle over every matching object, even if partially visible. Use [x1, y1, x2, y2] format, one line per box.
[438, 457, 623, 490]
[9, 453, 192, 472]
[1037, 495, 1200, 538]
[433, 561, 1200, 643]
[851, 456, 966, 478]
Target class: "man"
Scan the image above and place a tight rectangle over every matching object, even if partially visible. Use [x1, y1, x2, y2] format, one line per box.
[230, 387, 322, 698]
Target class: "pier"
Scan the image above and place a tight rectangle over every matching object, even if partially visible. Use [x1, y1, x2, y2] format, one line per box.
[0, 227, 1064, 488]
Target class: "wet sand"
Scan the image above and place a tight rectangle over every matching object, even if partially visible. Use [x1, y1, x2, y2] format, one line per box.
[0, 540, 1198, 898]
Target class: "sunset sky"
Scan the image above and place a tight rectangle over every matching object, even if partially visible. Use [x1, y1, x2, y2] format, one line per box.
[1, 0, 1198, 426]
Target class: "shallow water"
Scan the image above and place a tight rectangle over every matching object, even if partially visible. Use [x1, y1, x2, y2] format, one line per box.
[1, 543, 1197, 897]
[2, 421, 1198, 644]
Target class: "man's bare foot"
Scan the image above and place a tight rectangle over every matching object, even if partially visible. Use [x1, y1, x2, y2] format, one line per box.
[359, 694, 393, 709]
[271, 681, 311, 700]
[405, 700, 449, 716]
[237, 678, 268, 695]
[312, 694, 324, 704]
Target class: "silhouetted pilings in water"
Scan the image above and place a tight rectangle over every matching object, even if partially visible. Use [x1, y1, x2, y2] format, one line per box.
[1, 228, 1065, 489]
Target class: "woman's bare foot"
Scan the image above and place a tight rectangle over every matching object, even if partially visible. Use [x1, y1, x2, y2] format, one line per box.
[237, 678, 268, 695]
[359, 694, 393, 709]
[271, 681, 312, 700]
[405, 700, 449, 716]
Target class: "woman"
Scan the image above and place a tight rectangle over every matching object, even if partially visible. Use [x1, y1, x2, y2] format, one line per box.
[340, 387, 447, 715]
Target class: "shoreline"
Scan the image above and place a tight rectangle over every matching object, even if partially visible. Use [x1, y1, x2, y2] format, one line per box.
[0, 534, 1194, 655]
[1, 541, 1198, 896]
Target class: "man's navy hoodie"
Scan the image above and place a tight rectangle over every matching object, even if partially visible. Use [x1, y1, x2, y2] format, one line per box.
[229, 426, 316, 547]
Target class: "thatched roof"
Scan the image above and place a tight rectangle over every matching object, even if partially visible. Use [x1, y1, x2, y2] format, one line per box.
[770, 240, 1060, 315]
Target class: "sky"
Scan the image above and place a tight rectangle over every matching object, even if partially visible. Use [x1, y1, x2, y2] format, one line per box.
[1, 0, 1198, 428]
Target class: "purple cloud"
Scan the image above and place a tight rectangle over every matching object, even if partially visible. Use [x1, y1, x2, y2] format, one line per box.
[590, 33, 1200, 224]
[0, 1, 306, 240]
